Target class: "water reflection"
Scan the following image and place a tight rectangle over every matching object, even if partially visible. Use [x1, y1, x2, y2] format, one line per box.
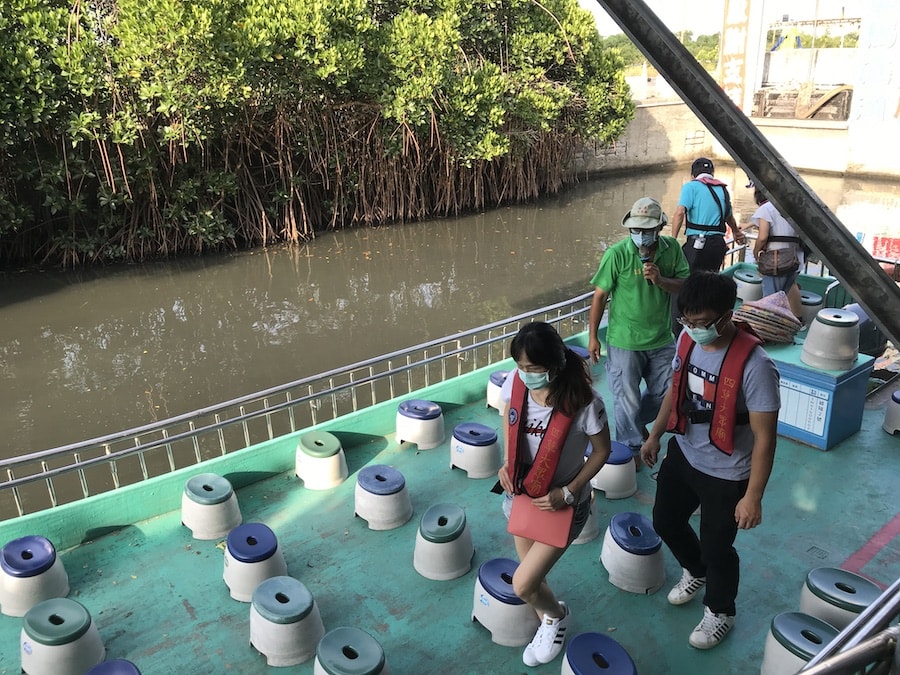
[1, 166, 897, 455]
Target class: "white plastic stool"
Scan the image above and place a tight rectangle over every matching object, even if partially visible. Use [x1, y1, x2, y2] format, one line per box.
[1, 535, 69, 617]
[20, 598, 105, 675]
[599, 512, 664, 594]
[883, 389, 900, 435]
[572, 499, 600, 546]
[181, 473, 242, 540]
[354, 465, 412, 531]
[314, 627, 389, 675]
[735, 269, 763, 302]
[296, 430, 348, 490]
[799, 567, 882, 630]
[799, 290, 824, 328]
[250, 576, 325, 667]
[413, 503, 474, 581]
[486, 370, 509, 414]
[561, 632, 637, 675]
[223, 523, 288, 602]
[471, 558, 540, 647]
[396, 399, 444, 449]
[589, 442, 637, 500]
[761, 612, 839, 675]
[450, 422, 501, 479]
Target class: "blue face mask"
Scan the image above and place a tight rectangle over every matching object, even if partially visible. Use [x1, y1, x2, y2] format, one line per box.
[685, 324, 720, 346]
[631, 231, 658, 249]
[517, 368, 553, 390]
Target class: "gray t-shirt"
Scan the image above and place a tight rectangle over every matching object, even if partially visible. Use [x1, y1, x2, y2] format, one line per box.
[675, 335, 781, 480]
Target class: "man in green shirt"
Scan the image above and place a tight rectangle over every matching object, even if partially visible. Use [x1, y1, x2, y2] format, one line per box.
[588, 197, 690, 461]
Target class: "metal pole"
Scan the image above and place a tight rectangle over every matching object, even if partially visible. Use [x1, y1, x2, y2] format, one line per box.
[592, 0, 900, 347]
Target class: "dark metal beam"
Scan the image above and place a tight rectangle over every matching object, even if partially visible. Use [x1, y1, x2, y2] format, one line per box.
[593, 0, 900, 347]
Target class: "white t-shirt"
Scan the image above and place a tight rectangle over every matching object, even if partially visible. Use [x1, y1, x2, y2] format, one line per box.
[751, 201, 804, 264]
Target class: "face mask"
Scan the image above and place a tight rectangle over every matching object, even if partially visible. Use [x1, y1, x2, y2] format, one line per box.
[517, 368, 553, 390]
[685, 324, 720, 346]
[631, 231, 658, 248]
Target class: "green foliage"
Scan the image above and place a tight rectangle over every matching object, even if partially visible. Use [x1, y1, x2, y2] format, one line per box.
[0, 0, 634, 267]
[600, 31, 720, 73]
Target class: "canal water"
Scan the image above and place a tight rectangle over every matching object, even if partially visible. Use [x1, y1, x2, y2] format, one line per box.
[2, 165, 898, 457]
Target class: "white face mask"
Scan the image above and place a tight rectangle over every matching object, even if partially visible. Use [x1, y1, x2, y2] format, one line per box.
[517, 368, 553, 390]
[631, 230, 658, 248]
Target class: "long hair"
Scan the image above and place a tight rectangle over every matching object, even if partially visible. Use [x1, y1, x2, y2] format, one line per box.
[509, 322, 593, 416]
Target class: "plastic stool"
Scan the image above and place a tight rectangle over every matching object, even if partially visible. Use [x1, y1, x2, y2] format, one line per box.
[20, 598, 105, 675]
[735, 269, 763, 302]
[589, 442, 637, 500]
[450, 422, 501, 479]
[799, 567, 882, 630]
[250, 576, 325, 667]
[561, 632, 637, 675]
[296, 430, 349, 490]
[883, 390, 900, 435]
[761, 612, 839, 675]
[599, 512, 664, 594]
[0, 535, 69, 617]
[413, 503, 474, 581]
[223, 523, 288, 602]
[486, 370, 509, 414]
[181, 473, 242, 540]
[572, 499, 600, 546]
[354, 465, 413, 530]
[396, 399, 445, 449]
[314, 627, 388, 675]
[471, 558, 540, 647]
[799, 290, 824, 328]
[569, 345, 591, 361]
[87, 660, 142, 674]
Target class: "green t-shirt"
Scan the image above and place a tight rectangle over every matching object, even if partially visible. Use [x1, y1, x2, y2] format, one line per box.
[589, 235, 690, 351]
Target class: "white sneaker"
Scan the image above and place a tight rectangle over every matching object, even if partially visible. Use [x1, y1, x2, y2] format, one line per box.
[689, 606, 734, 649]
[531, 602, 570, 664]
[667, 568, 707, 605]
[522, 640, 539, 667]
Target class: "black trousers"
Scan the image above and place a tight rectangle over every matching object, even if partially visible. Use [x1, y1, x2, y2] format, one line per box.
[652, 436, 748, 616]
[682, 235, 727, 272]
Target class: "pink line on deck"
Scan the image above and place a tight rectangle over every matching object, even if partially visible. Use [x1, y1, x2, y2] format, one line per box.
[841, 513, 900, 587]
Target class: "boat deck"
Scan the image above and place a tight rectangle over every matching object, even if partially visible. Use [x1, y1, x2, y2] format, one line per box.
[0, 353, 898, 674]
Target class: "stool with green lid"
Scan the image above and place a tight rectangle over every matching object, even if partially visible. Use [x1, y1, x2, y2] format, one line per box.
[799, 567, 883, 629]
[250, 576, 325, 666]
[761, 611, 839, 675]
[296, 430, 348, 490]
[20, 597, 105, 675]
[412, 503, 474, 581]
[0, 535, 69, 617]
[181, 473, 242, 540]
[314, 626, 388, 675]
[735, 268, 763, 302]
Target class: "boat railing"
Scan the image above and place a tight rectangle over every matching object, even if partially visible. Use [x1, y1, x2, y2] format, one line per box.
[0, 293, 595, 518]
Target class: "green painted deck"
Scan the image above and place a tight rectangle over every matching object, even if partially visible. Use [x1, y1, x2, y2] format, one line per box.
[0, 344, 898, 674]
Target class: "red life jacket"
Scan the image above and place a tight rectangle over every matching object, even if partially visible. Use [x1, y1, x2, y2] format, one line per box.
[506, 372, 573, 497]
[666, 327, 761, 455]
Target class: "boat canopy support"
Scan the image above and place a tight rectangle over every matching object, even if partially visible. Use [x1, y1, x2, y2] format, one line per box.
[593, 0, 900, 347]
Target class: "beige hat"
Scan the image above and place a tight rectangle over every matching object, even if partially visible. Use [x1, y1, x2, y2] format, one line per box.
[622, 197, 668, 230]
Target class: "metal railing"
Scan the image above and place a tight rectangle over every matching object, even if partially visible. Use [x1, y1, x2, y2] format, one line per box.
[0, 293, 594, 519]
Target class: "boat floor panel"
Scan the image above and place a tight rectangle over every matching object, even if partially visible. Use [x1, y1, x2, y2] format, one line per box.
[0, 374, 898, 673]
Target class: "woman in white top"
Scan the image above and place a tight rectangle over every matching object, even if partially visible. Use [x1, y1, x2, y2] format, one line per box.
[751, 187, 804, 318]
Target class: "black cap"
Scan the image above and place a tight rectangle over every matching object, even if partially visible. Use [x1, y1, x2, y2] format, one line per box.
[691, 157, 714, 176]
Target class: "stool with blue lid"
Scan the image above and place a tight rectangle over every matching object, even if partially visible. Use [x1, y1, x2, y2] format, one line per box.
[561, 632, 637, 675]
[296, 430, 349, 490]
[799, 567, 883, 629]
[223, 522, 288, 602]
[413, 503, 474, 581]
[761, 611, 839, 675]
[87, 659, 142, 674]
[486, 370, 509, 414]
[354, 464, 412, 531]
[471, 558, 540, 646]
[600, 512, 665, 594]
[250, 576, 325, 666]
[450, 422, 501, 479]
[314, 626, 388, 675]
[395, 399, 445, 449]
[181, 472, 242, 540]
[589, 441, 637, 500]
[21, 597, 105, 674]
[0, 534, 69, 617]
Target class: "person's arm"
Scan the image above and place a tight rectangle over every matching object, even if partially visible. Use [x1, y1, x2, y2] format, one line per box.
[734, 410, 778, 529]
[672, 205, 687, 238]
[753, 218, 771, 257]
[650, 272, 685, 295]
[588, 287, 609, 364]
[641, 386, 673, 468]
[497, 398, 514, 494]
[544, 425, 612, 510]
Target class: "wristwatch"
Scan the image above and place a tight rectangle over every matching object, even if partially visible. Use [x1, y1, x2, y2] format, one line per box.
[561, 485, 575, 505]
